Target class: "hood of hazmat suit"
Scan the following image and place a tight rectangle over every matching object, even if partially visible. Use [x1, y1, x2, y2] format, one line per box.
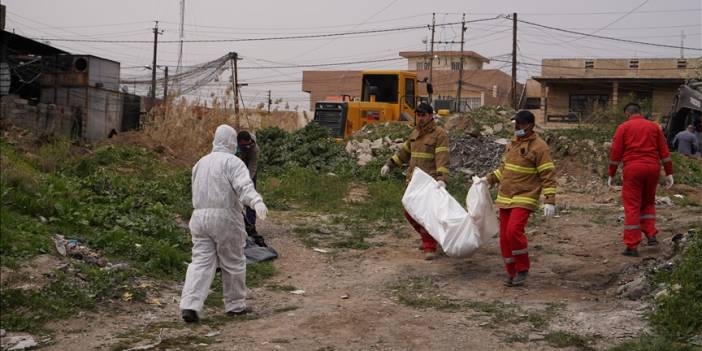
[180, 124, 265, 314]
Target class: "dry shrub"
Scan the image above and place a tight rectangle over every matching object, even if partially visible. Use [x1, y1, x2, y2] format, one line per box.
[136, 96, 309, 165]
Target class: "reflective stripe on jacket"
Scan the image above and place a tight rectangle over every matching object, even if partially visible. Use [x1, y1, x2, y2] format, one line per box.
[387, 120, 450, 184]
[487, 132, 556, 211]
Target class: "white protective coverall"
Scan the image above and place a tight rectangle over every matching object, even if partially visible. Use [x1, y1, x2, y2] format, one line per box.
[180, 125, 265, 313]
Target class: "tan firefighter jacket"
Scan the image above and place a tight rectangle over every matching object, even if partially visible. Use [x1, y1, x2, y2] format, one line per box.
[486, 132, 556, 211]
[386, 119, 450, 184]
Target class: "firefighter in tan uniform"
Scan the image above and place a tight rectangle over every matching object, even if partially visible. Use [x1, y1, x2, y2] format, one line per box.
[380, 103, 450, 260]
[483, 111, 556, 286]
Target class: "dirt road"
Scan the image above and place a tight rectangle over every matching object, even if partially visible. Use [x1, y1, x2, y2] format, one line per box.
[43, 191, 699, 351]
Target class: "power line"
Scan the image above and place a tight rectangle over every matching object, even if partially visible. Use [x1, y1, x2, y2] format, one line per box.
[29, 16, 501, 44]
[560, 0, 650, 44]
[516, 18, 702, 51]
[239, 57, 405, 69]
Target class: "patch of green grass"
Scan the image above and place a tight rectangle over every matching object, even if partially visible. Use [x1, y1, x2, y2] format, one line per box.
[544, 331, 593, 349]
[273, 306, 300, 314]
[504, 334, 529, 343]
[260, 168, 349, 212]
[608, 335, 699, 351]
[390, 277, 462, 312]
[267, 283, 297, 292]
[205, 262, 275, 308]
[671, 153, 702, 186]
[649, 226, 702, 341]
[0, 265, 133, 332]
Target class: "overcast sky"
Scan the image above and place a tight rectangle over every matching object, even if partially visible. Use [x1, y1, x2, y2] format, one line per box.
[4, 0, 701, 110]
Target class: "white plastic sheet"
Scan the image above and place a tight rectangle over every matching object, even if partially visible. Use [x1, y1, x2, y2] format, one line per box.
[401, 169, 498, 257]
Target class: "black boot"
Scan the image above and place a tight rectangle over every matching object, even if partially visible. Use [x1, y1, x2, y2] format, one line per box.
[646, 235, 659, 246]
[511, 271, 529, 286]
[251, 234, 267, 248]
[622, 247, 639, 257]
[181, 309, 199, 323]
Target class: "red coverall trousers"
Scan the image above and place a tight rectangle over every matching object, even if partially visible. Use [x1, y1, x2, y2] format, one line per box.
[403, 210, 438, 252]
[499, 208, 531, 277]
[622, 164, 659, 249]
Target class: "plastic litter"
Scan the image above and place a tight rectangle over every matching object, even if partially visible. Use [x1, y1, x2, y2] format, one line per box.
[245, 237, 278, 264]
[402, 169, 497, 257]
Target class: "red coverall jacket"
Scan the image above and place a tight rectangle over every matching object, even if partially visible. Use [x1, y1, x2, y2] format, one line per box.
[608, 115, 673, 177]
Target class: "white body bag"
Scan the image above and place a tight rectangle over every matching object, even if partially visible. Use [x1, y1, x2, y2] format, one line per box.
[401, 168, 498, 257]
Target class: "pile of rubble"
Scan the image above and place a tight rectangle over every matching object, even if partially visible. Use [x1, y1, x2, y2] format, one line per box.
[345, 133, 506, 178]
[449, 135, 507, 178]
[345, 137, 403, 166]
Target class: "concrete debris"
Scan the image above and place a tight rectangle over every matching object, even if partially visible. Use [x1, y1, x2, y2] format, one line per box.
[528, 332, 545, 341]
[673, 194, 684, 199]
[494, 138, 509, 145]
[655, 196, 674, 207]
[345, 138, 403, 166]
[290, 290, 306, 295]
[617, 275, 649, 300]
[1, 335, 38, 351]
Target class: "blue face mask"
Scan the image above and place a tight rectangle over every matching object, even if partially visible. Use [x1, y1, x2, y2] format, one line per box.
[515, 129, 527, 137]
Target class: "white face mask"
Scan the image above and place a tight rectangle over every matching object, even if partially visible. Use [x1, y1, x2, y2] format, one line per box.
[515, 129, 527, 137]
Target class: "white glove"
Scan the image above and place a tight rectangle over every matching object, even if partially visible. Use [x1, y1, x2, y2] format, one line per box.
[543, 204, 555, 217]
[665, 175, 674, 189]
[254, 202, 268, 221]
[380, 165, 390, 177]
[436, 180, 446, 188]
[607, 176, 614, 188]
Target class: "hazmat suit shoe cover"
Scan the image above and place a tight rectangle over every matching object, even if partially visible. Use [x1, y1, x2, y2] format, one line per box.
[180, 124, 266, 314]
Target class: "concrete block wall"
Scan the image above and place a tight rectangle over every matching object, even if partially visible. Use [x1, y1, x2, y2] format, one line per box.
[1, 95, 74, 137]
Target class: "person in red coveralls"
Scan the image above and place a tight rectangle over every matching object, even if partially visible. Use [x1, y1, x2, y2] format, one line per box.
[607, 102, 674, 257]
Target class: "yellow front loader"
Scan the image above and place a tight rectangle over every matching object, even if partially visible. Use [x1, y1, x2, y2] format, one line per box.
[313, 70, 419, 138]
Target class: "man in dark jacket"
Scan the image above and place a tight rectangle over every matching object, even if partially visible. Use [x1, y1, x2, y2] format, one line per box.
[236, 131, 267, 247]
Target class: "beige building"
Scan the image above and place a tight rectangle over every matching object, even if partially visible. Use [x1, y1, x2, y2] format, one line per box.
[302, 50, 517, 111]
[529, 57, 702, 127]
[399, 50, 489, 71]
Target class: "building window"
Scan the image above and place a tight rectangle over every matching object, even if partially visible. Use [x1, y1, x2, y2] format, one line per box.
[424, 62, 431, 70]
[569, 94, 609, 114]
[468, 96, 482, 111]
[629, 60, 639, 69]
[585, 60, 594, 69]
[524, 97, 541, 109]
[678, 60, 687, 69]
[451, 62, 462, 71]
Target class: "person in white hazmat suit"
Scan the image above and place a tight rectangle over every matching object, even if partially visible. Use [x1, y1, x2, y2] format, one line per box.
[180, 124, 269, 323]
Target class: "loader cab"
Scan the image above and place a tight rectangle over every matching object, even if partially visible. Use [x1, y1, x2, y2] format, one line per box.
[313, 70, 417, 138]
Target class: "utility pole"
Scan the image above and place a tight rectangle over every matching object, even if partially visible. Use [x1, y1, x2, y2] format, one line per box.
[428, 12, 436, 103]
[456, 13, 466, 113]
[176, 0, 185, 75]
[511, 13, 518, 110]
[163, 66, 168, 100]
[267, 90, 272, 113]
[680, 30, 686, 59]
[230, 52, 240, 114]
[151, 21, 163, 101]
